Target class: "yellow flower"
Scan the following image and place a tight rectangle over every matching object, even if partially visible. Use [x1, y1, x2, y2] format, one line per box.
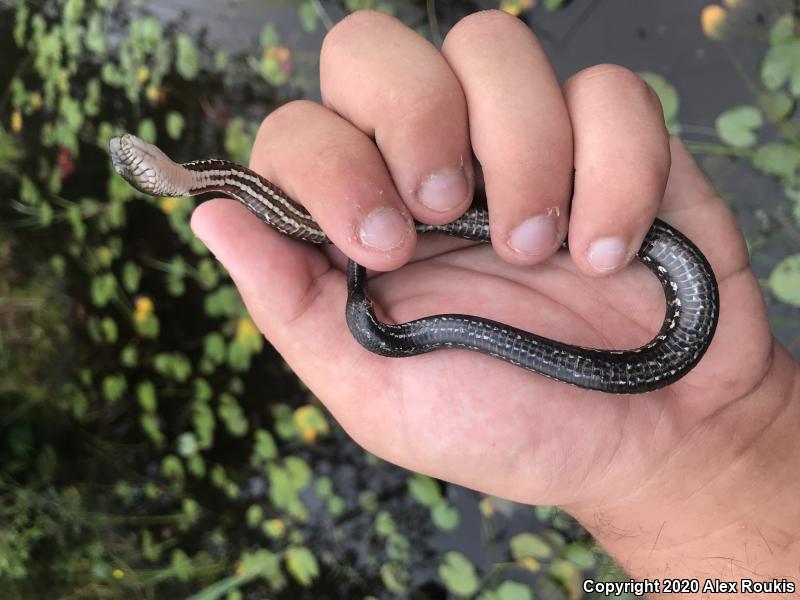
[236, 318, 258, 341]
[519, 557, 541, 572]
[97, 246, 112, 265]
[264, 518, 285, 538]
[11, 110, 22, 133]
[145, 84, 163, 104]
[134, 296, 154, 323]
[159, 196, 180, 214]
[500, 0, 535, 17]
[235, 563, 246, 577]
[701, 5, 727, 40]
[293, 404, 330, 444]
[112, 569, 125, 579]
[29, 92, 42, 110]
[137, 65, 150, 84]
[265, 45, 291, 63]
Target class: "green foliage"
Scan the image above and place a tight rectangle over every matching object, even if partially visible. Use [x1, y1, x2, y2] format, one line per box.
[438, 551, 479, 597]
[769, 254, 800, 306]
[716, 105, 763, 147]
[2, 1, 796, 599]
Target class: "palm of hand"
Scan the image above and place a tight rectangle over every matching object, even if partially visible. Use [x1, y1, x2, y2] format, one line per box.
[197, 142, 773, 507]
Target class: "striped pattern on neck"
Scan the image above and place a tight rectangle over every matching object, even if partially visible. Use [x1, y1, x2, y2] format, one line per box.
[184, 159, 328, 244]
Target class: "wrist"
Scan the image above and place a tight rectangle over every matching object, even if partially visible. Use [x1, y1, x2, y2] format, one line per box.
[566, 341, 800, 596]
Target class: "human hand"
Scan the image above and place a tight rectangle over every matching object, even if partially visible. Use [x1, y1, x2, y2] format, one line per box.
[192, 10, 800, 586]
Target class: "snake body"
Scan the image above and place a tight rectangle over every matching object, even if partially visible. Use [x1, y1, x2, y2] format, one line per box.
[108, 134, 719, 394]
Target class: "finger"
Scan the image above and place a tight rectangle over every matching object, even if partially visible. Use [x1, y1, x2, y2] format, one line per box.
[190, 199, 334, 332]
[563, 65, 670, 276]
[321, 10, 473, 225]
[251, 100, 417, 272]
[442, 10, 573, 265]
[661, 137, 749, 278]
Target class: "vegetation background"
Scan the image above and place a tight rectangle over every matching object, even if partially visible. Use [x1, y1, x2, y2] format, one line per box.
[1, 0, 798, 598]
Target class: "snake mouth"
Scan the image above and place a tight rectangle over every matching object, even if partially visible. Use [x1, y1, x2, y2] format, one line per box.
[107, 133, 187, 196]
[108, 136, 129, 179]
[108, 134, 150, 193]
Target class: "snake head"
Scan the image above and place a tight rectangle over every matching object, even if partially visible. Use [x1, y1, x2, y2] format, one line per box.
[108, 133, 191, 197]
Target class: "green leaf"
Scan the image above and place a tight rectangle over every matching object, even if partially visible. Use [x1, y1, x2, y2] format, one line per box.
[140, 413, 164, 447]
[188, 455, 205, 478]
[547, 559, 582, 598]
[285, 546, 319, 587]
[86, 13, 106, 55]
[246, 504, 264, 528]
[218, 393, 249, 437]
[177, 432, 198, 457]
[166, 111, 185, 140]
[769, 254, 800, 306]
[268, 465, 294, 509]
[563, 543, 595, 569]
[100, 317, 118, 343]
[298, 1, 318, 33]
[171, 549, 193, 582]
[137, 118, 157, 144]
[90, 273, 116, 306]
[101, 374, 127, 403]
[407, 473, 441, 507]
[495, 580, 533, 600]
[259, 24, 280, 48]
[122, 261, 142, 292]
[759, 91, 795, 122]
[761, 39, 800, 95]
[326, 495, 345, 516]
[314, 476, 333, 498]
[716, 106, 762, 147]
[380, 562, 410, 593]
[204, 332, 226, 365]
[120, 345, 139, 367]
[770, 15, 796, 45]
[386, 533, 410, 562]
[752, 143, 800, 184]
[137, 381, 157, 413]
[438, 552, 479, 597]
[193, 402, 215, 448]
[176, 33, 199, 79]
[374, 511, 396, 537]
[162, 455, 185, 483]
[262, 519, 285, 539]
[639, 71, 680, 134]
[284, 456, 311, 491]
[543, 0, 567, 10]
[64, 0, 84, 23]
[431, 500, 460, 531]
[251, 429, 277, 465]
[510, 532, 553, 560]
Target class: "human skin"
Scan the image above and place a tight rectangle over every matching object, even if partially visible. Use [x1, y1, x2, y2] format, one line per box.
[190, 10, 800, 596]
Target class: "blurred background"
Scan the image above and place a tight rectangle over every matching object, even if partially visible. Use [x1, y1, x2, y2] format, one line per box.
[1, 0, 799, 598]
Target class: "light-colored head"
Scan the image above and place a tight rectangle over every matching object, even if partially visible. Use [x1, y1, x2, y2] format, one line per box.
[108, 134, 191, 197]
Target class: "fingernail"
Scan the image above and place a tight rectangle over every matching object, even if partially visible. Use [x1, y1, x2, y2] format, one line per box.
[417, 168, 468, 212]
[587, 237, 628, 272]
[358, 207, 410, 251]
[508, 214, 558, 256]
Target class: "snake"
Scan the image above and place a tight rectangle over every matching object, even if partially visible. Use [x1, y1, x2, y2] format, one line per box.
[108, 133, 719, 394]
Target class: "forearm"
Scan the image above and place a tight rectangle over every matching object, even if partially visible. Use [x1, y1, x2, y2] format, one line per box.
[568, 341, 800, 598]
